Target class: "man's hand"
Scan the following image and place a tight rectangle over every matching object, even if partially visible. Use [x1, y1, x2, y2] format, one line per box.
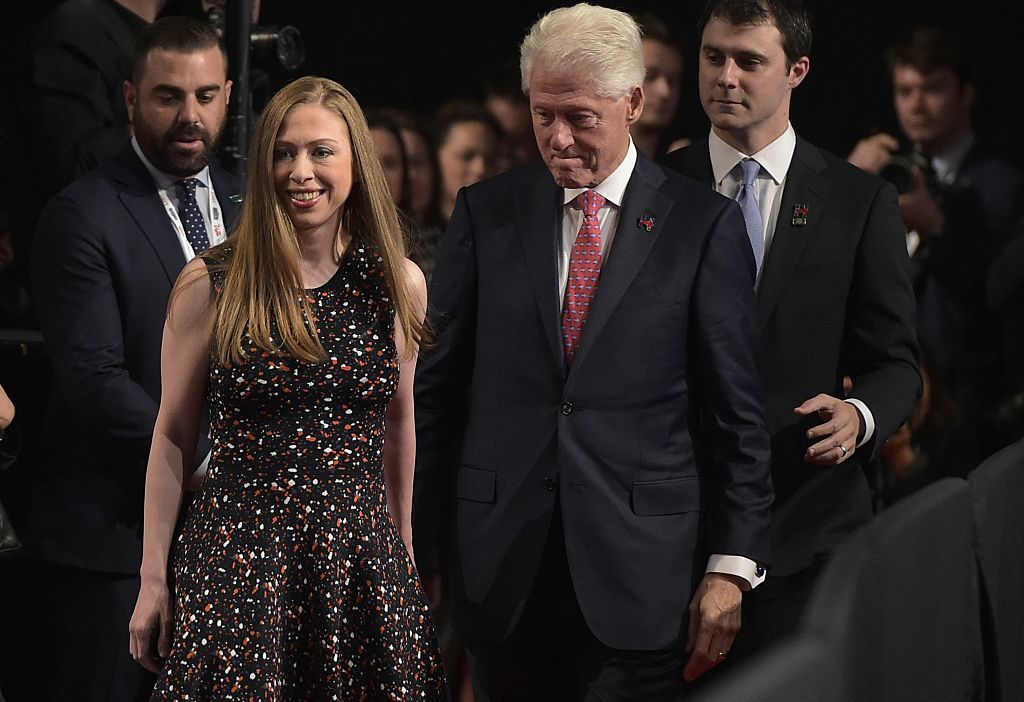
[796, 394, 864, 465]
[683, 573, 745, 682]
[848, 133, 899, 174]
[898, 166, 945, 237]
[0, 384, 14, 431]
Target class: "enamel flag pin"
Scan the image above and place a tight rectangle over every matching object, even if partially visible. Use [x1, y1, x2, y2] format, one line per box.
[637, 213, 655, 231]
[791, 203, 809, 226]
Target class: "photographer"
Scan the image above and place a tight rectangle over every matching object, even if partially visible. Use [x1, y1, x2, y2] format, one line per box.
[849, 27, 1024, 457]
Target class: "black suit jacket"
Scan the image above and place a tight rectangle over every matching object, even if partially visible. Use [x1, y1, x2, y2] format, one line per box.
[28, 145, 241, 574]
[8, 0, 143, 285]
[664, 136, 921, 575]
[414, 152, 773, 650]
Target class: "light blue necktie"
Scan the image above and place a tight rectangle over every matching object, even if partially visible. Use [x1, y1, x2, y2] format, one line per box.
[735, 158, 765, 285]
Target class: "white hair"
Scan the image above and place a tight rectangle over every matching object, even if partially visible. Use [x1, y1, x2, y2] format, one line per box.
[519, 3, 645, 99]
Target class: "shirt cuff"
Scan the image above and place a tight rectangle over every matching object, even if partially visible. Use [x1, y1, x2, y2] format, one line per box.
[706, 554, 767, 590]
[845, 398, 875, 448]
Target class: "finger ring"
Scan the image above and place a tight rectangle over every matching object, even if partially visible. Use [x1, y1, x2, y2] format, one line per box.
[839, 444, 847, 456]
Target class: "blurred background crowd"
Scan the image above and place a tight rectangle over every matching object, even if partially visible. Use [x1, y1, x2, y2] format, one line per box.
[0, 0, 1022, 699]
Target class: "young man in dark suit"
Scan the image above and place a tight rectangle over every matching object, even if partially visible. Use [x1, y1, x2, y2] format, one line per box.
[415, 4, 774, 700]
[13, 17, 240, 702]
[664, 0, 921, 656]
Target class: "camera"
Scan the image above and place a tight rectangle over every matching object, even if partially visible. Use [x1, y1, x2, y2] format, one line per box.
[206, 5, 305, 71]
[878, 152, 940, 196]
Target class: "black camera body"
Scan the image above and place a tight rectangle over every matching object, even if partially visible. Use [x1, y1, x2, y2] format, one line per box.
[879, 151, 942, 197]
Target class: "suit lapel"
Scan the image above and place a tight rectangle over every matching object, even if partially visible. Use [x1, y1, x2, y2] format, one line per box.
[515, 174, 564, 367]
[572, 154, 671, 370]
[211, 165, 243, 230]
[756, 137, 827, 330]
[112, 147, 188, 285]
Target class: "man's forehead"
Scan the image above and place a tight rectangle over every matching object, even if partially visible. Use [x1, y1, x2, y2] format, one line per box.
[529, 69, 607, 104]
[138, 47, 227, 86]
[893, 65, 959, 86]
[701, 18, 783, 49]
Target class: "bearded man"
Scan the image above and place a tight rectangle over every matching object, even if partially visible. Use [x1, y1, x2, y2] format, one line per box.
[19, 17, 241, 702]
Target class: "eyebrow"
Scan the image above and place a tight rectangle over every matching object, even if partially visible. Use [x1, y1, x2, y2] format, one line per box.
[151, 84, 223, 95]
[273, 138, 342, 147]
[701, 44, 771, 62]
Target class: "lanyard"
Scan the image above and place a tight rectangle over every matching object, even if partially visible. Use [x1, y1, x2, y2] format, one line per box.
[157, 182, 229, 257]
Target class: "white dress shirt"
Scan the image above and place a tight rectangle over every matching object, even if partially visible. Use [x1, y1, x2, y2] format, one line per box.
[558, 137, 765, 589]
[708, 125, 876, 449]
[131, 136, 216, 260]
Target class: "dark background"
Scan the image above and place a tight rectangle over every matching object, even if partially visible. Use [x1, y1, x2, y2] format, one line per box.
[3, 0, 1023, 162]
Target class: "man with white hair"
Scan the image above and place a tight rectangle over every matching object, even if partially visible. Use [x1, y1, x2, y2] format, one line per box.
[415, 4, 773, 699]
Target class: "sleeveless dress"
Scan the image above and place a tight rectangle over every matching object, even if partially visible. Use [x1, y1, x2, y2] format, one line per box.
[152, 242, 446, 701]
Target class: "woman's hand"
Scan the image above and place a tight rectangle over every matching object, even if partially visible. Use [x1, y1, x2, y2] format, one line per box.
[128, 577, 173, 673]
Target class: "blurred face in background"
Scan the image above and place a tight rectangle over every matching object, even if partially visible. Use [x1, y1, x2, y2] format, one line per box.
[892, 65, 974, 154]
[437, 120, 497, 217]
[639, 38, 683, 130]
[370, 126, 405, 205]
[400, 127, 434, 221]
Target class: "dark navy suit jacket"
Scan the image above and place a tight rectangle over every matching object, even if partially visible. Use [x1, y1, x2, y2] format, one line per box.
[28, 145, 241, 574]
[414, 152, 773, 650]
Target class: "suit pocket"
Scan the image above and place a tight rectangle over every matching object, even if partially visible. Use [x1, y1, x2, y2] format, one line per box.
[631, 476, 700, 516]
[456, 465, 496, 504]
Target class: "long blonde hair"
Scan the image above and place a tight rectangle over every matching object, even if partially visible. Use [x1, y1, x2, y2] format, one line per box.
[210, 76, 424, 366]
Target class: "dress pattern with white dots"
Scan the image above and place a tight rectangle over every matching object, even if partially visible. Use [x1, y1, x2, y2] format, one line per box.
[151, 241, 446, 701]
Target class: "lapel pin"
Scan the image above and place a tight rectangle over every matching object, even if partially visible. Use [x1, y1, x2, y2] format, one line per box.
[229, 194, 244, 204]
[637, 213, 655, 232]
[791, 203, 809, 226]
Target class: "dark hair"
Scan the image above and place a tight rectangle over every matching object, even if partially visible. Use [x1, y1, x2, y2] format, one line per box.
[431, 100, 501, 150]
[886, 27, 973, 85]
[366, 109, 411, 212]
[637, 12, 681, 50]
[697, 0, 811, 67]
[485, 59, 529, 104]
[131, 16, 227, 84]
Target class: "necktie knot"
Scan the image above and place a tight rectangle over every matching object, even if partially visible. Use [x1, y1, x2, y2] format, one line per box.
[579, 189, 606, 219]
[739, 158, 761, 187]
[177, 178, 199, 198]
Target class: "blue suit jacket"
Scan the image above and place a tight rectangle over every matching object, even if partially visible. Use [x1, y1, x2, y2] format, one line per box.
[414, 152, 773, 650]
[28, 145, 241, 574]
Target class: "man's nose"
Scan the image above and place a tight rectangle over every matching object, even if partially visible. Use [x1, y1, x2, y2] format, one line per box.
[179, 95, 200, 125]
[549, 121, 574, 152]
[717, 59, 739, 88]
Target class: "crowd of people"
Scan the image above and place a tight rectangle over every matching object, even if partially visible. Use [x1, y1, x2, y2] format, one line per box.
[0, 0, 1022, 701]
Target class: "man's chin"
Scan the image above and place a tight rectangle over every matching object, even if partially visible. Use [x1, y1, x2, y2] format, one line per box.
[160, 148, 213, 178]
[547, 165, 592, 190]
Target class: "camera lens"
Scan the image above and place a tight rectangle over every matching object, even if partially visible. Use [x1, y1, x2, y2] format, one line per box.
[250, 25, 305, 72]
[879, 157, 915, 195]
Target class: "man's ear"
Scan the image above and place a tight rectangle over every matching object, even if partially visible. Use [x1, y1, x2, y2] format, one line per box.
[788, 56, 810, 89]
[626, 85, 645, 126]
[124, 80, 137, 124]
[224, 79, 233, 106]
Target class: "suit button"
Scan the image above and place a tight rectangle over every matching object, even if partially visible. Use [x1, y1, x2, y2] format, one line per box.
[543, 476, 556, 491]
[560, 402, 573, 416]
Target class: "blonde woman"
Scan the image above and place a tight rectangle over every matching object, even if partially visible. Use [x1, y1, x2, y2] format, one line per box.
[129, 76, 445, 699]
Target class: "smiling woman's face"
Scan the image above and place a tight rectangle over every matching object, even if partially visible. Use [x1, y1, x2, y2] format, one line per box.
[272, 103, 354, 238]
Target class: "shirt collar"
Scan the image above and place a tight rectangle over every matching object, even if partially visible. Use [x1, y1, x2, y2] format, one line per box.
[709, 124, 797, 186]
[562, 137, 637, 207]
[131, 135, 212, 192]
[927, 131, 975, 185]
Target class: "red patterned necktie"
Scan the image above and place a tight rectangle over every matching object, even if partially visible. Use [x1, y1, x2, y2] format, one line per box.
[561, 189, 606, 367]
